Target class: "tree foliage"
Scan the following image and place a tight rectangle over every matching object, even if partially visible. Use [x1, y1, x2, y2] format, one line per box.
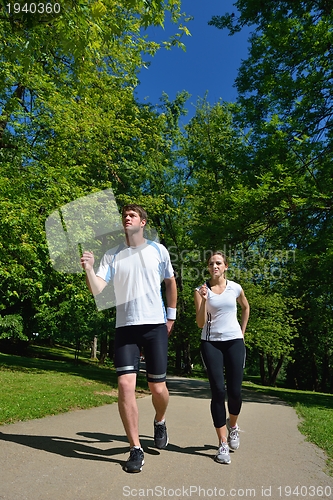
[0, 314, 26, 341]
[0, 0, 190, 349]
[209, 0, 333, 390]
[1, 0, 332, 393]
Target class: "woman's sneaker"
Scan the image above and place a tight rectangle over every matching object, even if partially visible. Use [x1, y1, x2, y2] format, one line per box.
[214, 442, 231, 464]
[226, 418, 240, 450]
[123, 446, 144, 473]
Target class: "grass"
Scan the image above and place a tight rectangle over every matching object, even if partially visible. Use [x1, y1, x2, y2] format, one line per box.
[0, 344, 149, 425]
[243, 381, 333, 475]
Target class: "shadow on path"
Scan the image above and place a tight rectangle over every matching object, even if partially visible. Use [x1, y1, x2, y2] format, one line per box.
[0, 430, 128, 467]
[0, 430, 216, 466]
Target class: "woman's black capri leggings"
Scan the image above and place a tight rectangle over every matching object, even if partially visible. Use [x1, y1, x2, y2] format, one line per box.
[201, 338, 246, 429]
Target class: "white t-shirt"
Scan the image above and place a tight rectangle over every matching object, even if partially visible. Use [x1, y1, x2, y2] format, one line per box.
[196, 280, 243, 341]
[96, 239, 174, 328]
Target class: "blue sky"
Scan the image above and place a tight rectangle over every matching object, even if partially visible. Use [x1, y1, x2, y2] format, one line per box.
[135, 0, 251, 121]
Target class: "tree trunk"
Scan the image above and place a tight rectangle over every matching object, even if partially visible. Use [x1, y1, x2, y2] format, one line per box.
[91, 335, 97, 360]
[99, 335, 108, 364]
[182, 340, 192, 375]
[269, 356, 284, 386]
[74, 338, 80, 363]
[266, 354, 273, 381]
[259, 353, 267, 385]
[322, 348, 329, 392]
[312, 353, 320, 392]
[175, 345, 182, 374]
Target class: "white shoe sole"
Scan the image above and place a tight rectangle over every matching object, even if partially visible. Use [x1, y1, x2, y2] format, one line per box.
[228, 442, 240, 451]
[214, 456, 231, 464]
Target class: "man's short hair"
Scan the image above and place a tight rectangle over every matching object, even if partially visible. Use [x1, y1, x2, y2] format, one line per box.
[122, 204, 148, 222]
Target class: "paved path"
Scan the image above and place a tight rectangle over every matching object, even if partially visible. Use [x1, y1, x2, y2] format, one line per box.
[0, 377, 332, 500]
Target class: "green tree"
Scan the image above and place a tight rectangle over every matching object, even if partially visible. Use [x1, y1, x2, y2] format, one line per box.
[0, 0, 190, 354]
[0, 314, 26, 341]
[209, 1, 333, 391]
[169, 97, 304, 383]
[243, 282, 298, 386]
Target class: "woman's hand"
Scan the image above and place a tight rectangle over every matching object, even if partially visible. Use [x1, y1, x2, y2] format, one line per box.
[199, 283, 208, 300]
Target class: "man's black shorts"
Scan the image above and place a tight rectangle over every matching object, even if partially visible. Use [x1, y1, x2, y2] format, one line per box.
[114, 323, 168, 383]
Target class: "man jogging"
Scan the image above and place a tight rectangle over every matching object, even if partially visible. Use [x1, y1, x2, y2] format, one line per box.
[81, 204, 177, 473]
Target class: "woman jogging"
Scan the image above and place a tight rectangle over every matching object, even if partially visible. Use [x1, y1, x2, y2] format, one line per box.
[194, 251, 250, 465]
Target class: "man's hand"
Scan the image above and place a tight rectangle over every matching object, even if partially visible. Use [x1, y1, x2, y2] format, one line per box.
[80, 251, 95, 272]
[80, 251, 107, 296]
[166, 319, 175, 336]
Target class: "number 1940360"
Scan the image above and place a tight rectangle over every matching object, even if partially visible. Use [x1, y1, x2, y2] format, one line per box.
[6, 3, 61, 14]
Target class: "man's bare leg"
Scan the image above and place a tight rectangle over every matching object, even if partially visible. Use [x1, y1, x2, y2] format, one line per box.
[149, 381, 169, 449]
[118, 373, 140, 448]
[148, 381, 169, 422]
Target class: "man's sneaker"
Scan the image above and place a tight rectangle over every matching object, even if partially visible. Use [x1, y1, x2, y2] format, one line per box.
[226, 418, 240, 450]
[123, 446, 144, 473]
[154, 420, 169, 449]
[214, 442, 231, 464]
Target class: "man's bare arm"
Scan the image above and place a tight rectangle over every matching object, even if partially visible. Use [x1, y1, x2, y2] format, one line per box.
[80, 251, 107, 296]
[164, 276, 177, 335]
